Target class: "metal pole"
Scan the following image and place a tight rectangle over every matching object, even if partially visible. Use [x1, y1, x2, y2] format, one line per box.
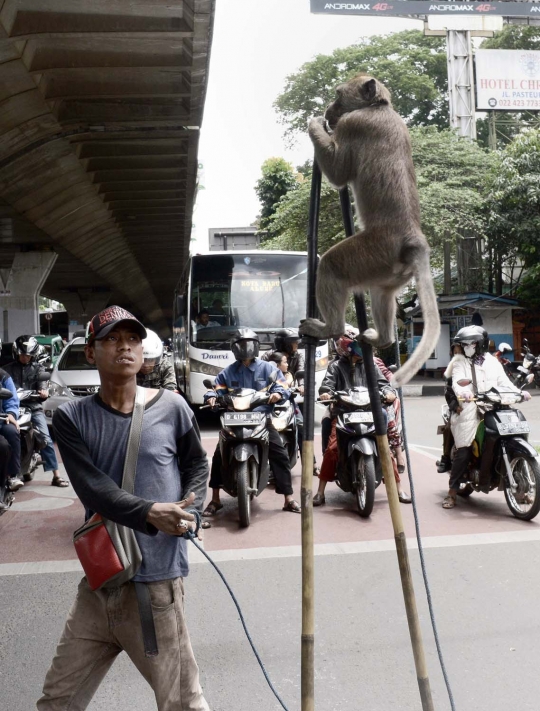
[301, 159, 321, 711]
[446, 29, 477, 140]
[339, 187, 435, 711]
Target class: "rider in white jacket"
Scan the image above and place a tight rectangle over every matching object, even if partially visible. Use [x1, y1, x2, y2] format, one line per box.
[443, 326, 531, 508]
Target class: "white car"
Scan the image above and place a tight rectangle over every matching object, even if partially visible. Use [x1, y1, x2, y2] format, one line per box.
[44, 337, 100, 425]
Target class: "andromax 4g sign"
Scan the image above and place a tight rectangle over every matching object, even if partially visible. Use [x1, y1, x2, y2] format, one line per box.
[476, 50, 540, 111]
[310, 0, 540, 17]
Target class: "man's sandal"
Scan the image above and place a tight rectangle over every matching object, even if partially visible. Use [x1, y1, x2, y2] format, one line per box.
[51, 476, 69, 488]
[202, 501, 223, 517]
[283, 499, 301, 513]
[442, 495, 456, 509]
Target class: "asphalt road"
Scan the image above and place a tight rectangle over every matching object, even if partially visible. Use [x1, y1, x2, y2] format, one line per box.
[3, 395, 540, 710]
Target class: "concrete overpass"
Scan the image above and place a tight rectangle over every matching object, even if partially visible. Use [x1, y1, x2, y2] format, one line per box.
[0, 0, 215, 338]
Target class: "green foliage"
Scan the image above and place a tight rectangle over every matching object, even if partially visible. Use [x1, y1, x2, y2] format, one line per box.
[254, 158, 299, 239]
[410, 127, 496, 266]
[485, 130, 540, 274]
[482, 25, 540, 50]
[274, 30, 448, 143]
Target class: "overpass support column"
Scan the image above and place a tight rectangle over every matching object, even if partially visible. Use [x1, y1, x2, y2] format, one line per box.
[61, 290, 111, 339]
[0, 251, 57, 342]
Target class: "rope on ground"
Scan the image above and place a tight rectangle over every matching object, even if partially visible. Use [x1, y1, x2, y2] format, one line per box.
[186, 532, 289, 711]
[394, 329, 456, 711]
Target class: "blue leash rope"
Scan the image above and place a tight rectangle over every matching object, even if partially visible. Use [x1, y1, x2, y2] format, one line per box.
[184, 511, 289, 711]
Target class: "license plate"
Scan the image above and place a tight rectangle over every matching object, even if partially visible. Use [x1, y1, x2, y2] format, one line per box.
[344, 412, 373, 424]
[496, 421, 530, 435]
[223, 413, 264, 426]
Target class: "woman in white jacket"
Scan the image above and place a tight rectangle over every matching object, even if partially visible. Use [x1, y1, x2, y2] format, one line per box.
[443, 326, 531, 508]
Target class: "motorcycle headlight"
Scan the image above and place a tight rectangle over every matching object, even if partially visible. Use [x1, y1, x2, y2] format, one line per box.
[271, 416, 288, 432]
[48, 380, 71, 397]
[315, 356, 328, 372]
[189, 358, 224, 376]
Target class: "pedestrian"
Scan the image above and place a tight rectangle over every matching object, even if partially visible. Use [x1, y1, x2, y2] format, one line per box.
[37, 306, 210, 711]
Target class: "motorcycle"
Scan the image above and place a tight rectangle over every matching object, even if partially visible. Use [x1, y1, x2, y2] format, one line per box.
[318, 386, 384, 518]
[17, 388, 48, 482]
[438, 384, 540, 520]
[203, 378, 271, 528]
[0, 386, 18, 514]
[513, 338, 540, 389]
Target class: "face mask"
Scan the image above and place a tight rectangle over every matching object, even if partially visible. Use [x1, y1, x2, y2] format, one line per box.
[464, 344, 476, 358]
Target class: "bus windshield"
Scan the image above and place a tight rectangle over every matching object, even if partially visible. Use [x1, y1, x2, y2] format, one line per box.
[190, 253, 307, 345]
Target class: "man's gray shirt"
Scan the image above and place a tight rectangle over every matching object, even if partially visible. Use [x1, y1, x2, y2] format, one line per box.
[53, 389, 209, 582]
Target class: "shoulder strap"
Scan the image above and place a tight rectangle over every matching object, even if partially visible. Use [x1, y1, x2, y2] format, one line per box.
[470, 360, 479, 396]
[121, 386, 146, 493]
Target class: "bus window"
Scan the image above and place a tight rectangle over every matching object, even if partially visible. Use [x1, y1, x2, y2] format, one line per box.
[190, 253, 308, 346]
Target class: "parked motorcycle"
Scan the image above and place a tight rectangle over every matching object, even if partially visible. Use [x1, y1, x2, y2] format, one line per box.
[438, 385, 540, 520]
[512, 338, 540, 389]
[203, 378, 271, 527]
[318, 386, 384, 518]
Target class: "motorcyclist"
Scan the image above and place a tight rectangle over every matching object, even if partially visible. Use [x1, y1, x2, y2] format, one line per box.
[4, 335, 69, 488]
[494, 342, 513, 366]
[442, 325, 530, 509]
[261, 328, 305, 389]
[136, 329, 177, 391]
[313, 334, 411, 505]
[202, 328, 301, 516]
[0, 356, 23, 503]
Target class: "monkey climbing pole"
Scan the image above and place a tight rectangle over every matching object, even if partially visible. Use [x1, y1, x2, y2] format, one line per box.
[300, 159, 435, 711]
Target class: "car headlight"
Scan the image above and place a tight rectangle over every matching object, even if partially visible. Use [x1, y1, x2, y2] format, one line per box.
[315, 356, 328, 372]
[48, 381, 72, 397]
[189, 359, 224, 376]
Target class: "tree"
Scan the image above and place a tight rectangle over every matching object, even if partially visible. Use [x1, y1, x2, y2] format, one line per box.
[274, 30, 448, 143]
[254, 158, 300, 240]
[482, 24, 540, 50]
[484, 130, 540, 299]
[264, 128, 495, 274]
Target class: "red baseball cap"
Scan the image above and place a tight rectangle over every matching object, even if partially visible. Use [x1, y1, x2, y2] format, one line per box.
[86, 306, 147, 345]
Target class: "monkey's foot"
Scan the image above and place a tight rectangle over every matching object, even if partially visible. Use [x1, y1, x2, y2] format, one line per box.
[359, 328, 380, 345]
[299, 318, 338, 339]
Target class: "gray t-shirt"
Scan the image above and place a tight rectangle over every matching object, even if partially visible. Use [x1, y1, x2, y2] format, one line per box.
[54, 389, 209, 582]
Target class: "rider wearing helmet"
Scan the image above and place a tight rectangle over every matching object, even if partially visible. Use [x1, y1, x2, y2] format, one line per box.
[314, 333, 412, 505]
[203, 328, 301, 515]
[136, 329, 177, 391]
[442, 325, 530, 509]
[0, 336, 23, 501]
[5, 335, 69, 487]
[494, 342, 513, 367]
[261, 328, 305, 385]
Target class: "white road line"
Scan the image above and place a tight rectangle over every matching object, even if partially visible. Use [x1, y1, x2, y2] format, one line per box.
[407, 444, 439, 461]
[3, 528, 540, 576]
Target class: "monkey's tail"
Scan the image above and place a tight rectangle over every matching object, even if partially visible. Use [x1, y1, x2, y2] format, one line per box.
[391, 258, 441, 389]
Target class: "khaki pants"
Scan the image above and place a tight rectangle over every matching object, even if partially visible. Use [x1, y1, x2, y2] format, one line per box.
[37, 577, 210, 711]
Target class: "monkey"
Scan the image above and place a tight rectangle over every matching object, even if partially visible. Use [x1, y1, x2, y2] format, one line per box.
[299, 73, 440, 388]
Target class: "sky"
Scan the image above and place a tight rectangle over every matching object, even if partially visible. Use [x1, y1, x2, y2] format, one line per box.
[191, 1, 422, 252]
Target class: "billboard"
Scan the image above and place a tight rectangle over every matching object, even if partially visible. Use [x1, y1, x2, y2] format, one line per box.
[476, 49, 540, 111]
[310, 1, 540, 18]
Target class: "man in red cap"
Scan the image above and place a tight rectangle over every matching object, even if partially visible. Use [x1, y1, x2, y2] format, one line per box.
[38, 306, 210, 711]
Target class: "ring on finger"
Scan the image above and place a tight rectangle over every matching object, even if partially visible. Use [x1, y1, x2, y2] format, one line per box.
[176, 521, 188, 529]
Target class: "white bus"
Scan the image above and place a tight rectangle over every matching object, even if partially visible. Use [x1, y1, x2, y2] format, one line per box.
[172, 251, 329, 405]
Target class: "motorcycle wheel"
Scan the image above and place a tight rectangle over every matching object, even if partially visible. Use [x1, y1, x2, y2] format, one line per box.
[237, 460, 251, 528]
[23, 455, 38, 482]
[504, 456, 540, 521]
[354, 453, 376, 518]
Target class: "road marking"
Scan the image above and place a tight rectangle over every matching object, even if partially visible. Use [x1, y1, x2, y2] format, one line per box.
[4, 528, 540, 576]
[407, 444, 439, 461]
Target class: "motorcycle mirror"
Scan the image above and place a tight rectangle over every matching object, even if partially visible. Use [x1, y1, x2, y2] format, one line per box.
[40, 372, 51, 381]
[457, 379, 472, 387]
[0, 387, 12, 400]
[523, 338, 529, 345]
[388, 364, 398, 373]
[202, 379, 214, 390]
[295, 369, 305, 381]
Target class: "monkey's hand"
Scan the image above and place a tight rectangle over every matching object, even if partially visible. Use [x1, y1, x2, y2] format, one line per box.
[300, 318, 339, 339]
[308, 116, 329, 135]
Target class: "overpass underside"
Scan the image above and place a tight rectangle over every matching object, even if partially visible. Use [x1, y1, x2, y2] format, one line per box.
[0, 0, 214, 337]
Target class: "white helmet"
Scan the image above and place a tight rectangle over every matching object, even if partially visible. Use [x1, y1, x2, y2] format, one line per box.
[498, 342, 512, 353]
[142, 329, 163, 364]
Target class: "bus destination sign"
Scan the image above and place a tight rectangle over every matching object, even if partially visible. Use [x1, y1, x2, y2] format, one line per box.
[310, 1, 540, 18]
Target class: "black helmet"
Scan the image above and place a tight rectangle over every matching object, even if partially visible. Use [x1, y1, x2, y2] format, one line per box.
[274, 328, 299, 355]
[13, 335, 40, 359]
[230, 328, 259, 361]
[453, 325, 487, 357]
